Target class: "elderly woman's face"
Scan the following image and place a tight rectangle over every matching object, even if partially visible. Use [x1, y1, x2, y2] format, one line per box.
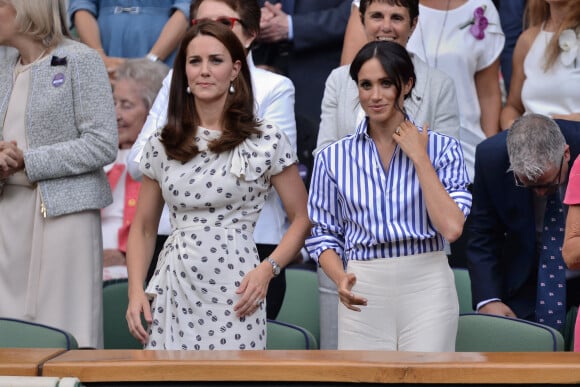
[194, 0, 254, 50]
[113, 79, 148, 149]
[363, 1, 415, 47]
[0, 0, 17, 46]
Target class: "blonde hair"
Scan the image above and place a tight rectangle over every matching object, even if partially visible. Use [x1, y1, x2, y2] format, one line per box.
[524, 0, 549, 28]
[545, 1, 580, 69]
[525, 0, 580, 70]
[11, 0, 70, 47]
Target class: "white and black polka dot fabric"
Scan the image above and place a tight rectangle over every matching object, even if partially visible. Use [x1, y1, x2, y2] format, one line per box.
[139, 122, 297, 350]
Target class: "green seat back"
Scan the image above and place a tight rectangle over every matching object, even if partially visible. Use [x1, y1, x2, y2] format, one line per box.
[266, 319, 317, 350]
[103, 279, 143, 349]
[0, 318, 78, 349]
[276, 268, 320, 348]
[456, 313, 565, 352]
[453, 268, 474, 314]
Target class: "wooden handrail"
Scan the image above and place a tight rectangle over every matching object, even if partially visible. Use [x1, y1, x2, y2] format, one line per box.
[0, 348, 66, 377]
[40, 350, 580, 384]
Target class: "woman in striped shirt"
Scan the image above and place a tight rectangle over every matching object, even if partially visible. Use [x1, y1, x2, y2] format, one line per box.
[306, 40, 472, 351]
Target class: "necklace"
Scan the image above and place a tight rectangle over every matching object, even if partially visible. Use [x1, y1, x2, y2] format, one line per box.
[418, 0, 451, 69]
[14, 47, 48, 77]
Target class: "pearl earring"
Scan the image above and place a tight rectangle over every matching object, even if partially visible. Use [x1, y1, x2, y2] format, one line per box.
[229, 82, 235, 94]
[186, 86, 191, 94]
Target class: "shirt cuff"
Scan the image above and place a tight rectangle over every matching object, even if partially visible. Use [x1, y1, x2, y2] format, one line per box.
[287, 15, 294, 41]
[476, 298, 502, 312]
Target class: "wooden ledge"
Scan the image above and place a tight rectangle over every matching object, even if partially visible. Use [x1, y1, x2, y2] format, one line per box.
[0, 348, 66, 377]
[41, 350, 580, 383]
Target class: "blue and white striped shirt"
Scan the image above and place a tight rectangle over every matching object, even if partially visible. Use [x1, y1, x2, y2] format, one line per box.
[306, 119, 472, 264]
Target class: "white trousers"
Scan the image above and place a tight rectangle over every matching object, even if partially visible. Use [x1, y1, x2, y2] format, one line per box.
[338, 251, 458, 351]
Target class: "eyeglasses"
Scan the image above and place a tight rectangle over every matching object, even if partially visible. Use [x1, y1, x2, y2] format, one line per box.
[513, 156, 564, 190]
[191, 17, 245, 30]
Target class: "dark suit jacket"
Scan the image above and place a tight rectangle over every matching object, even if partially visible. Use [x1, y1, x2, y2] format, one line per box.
[466, 119, 580, 319]
[254, 0, 352, 125]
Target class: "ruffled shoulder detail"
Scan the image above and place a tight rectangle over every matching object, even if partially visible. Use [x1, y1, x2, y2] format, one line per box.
[229, 121, 297, 181]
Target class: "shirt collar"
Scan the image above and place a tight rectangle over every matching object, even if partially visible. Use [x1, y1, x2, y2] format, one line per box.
[247, 50, 256, 72]
[354, 113, 417, 139]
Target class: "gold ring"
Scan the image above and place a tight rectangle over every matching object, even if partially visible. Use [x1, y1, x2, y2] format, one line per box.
[395, 127, 401, 136]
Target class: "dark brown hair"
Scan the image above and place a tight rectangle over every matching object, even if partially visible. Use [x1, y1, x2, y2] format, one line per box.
[359, 0, 419, 26]
[161, 20, 258, 162]
[190, 0, 261, 49]
[350, 40, 415, 116]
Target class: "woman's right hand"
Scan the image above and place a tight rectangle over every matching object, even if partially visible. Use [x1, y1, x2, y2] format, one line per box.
[0, 141, 23, 178]
[337, 272, 367, 312]
[392, 120, 429, 163]
[126, 290, 152, 345]
[102, 56, 126, 79]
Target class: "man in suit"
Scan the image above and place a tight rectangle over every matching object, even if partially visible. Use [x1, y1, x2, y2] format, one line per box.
[466, 114, 580, 330]
[253, 0, 352, 128]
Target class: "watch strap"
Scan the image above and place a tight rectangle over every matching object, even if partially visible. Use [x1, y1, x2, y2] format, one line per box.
[266, 257, 281, 276]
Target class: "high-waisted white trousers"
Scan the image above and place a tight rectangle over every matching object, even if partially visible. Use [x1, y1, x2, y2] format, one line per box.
[338, 251, 458, 351]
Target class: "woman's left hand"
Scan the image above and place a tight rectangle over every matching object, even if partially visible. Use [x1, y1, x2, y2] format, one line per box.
[393, 120, 429, 163]
[234, 260, 272, 318]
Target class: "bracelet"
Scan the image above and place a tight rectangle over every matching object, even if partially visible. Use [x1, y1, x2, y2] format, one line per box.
[146, 53, 160, 62]
[265, 257, 281, 277]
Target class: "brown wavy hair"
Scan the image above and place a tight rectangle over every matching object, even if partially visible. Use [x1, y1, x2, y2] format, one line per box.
[161, 20, 258, 162]
[545, 1, 580, 69]
[524, 0, 549, 28]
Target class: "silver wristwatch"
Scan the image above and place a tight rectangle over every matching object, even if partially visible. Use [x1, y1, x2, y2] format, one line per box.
[266, 257, 281, 277]
[146, 53, 160, 62]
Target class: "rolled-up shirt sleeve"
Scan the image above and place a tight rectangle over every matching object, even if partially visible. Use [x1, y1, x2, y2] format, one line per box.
[435, 136, 473, 218]
[305, 151, 346, 264]
[68, 0, 98, 27]
[172, 0, 191, 19]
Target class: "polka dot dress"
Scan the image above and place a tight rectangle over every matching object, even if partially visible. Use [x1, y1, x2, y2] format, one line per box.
[140, 122, 297, 350]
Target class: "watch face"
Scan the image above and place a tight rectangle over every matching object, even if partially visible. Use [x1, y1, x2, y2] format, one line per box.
[268, 258, 280, 276]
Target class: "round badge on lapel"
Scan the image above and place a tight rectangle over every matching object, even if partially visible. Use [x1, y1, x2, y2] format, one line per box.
[52, 73, 65, 87]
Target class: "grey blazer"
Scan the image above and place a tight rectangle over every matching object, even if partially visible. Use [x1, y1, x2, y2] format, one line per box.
[316, 55, 460, 153]
[0, 39, 117, 217]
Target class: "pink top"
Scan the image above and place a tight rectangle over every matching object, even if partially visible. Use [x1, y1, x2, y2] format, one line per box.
[564, 157, 580, 352]
[564, 156, 580, 205]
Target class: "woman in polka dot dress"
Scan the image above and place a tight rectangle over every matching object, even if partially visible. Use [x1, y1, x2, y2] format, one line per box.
[125, 21, 311, 350]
